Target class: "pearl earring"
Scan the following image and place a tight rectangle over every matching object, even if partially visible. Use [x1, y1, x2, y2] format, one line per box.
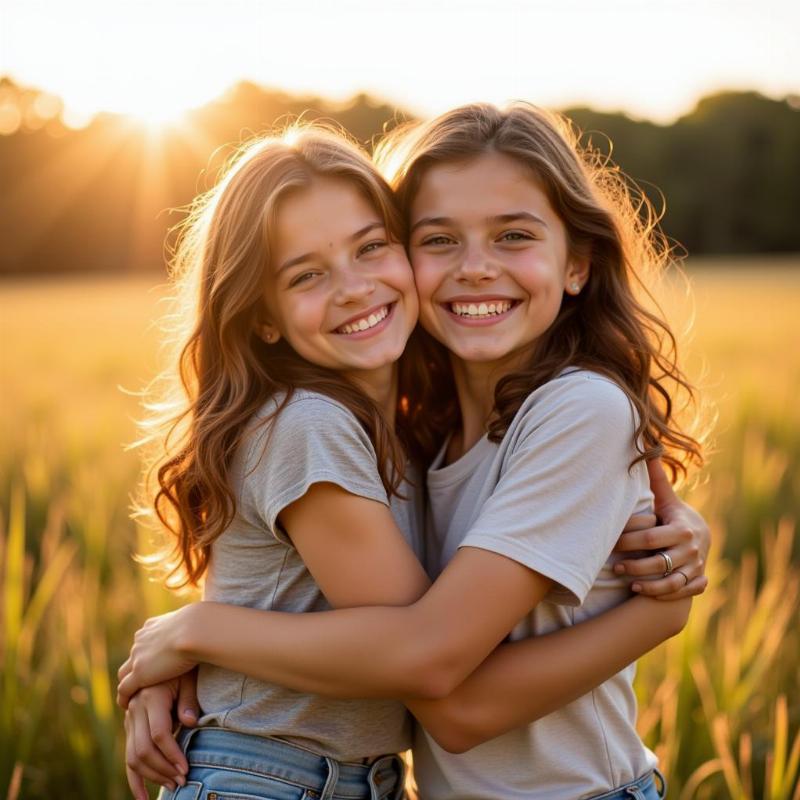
[570, 282, 580, 294]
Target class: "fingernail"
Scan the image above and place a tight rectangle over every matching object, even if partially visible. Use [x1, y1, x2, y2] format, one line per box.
[632, 583, 642, 592]
[174, 762, 187, 775]
[614, 563, 625, 574]
[164, 782, 176, 792]
[175, 775, 186, 786]
[183, 708, 197, 720]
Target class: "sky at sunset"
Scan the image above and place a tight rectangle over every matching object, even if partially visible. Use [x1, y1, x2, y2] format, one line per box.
[2, 0, 798, 126]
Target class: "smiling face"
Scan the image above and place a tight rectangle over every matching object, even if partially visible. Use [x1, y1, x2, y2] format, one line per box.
[409, 151, 589, 373]
[260, 176, 418, 384]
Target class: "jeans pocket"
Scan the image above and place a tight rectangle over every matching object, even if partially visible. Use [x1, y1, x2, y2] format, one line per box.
[197, 774, 309, 800]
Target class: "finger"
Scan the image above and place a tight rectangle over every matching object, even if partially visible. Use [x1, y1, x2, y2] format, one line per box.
[126, 765, 150, 800]
[177, 670, 200, 728]
[118, 658, 132, 681]
[131, 700, 184, 787]
[126, 706, 178, 790]
[118, 673, 140, 708]
[654, 575, 709, 601]
[143, 694, 189, 779]
[615, 545, 692, 578]
[631, 569, 697, 597]
[647, 457, 677, 508]
[620, 513, 658, 534]
[614, 524, 691, 552]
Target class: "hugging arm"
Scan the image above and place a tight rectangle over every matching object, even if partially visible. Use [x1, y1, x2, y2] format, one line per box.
[122, 491, 703, 787]
[614, 458, 709, 599]
[121, 383, 701, 753]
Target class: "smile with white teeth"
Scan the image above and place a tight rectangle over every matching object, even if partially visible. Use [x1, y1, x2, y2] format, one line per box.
[337, 305, 390, 335]
[450, 300, 514, 318]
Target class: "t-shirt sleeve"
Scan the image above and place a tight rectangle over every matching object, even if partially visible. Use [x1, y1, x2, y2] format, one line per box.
[241, 394, 389, 546]
[458, 374, 651, 606]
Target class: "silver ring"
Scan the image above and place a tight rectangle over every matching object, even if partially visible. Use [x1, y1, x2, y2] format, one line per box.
[659, 551, 674, 577]
[675, 569, 689, 586]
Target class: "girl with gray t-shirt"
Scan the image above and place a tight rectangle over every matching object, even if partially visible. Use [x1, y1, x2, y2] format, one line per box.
[120, 107, 709, 800]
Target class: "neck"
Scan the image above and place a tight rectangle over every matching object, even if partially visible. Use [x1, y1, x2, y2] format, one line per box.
[449, 358, 499, 457]
[449, 348, 533, 458]
[345, 363, 398, 426]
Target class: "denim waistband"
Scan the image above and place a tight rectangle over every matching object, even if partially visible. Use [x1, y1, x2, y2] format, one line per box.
[587, 768, 666, 799]
[177, 726, 404, 800]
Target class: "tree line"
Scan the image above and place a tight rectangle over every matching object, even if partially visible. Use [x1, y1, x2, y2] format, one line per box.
[0, 77, 797, 275]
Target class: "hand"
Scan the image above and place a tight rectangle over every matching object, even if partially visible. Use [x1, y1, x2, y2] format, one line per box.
[124, 671, 200, 800]
[117, 606, 199, 709]
[613, 458, 710, 600]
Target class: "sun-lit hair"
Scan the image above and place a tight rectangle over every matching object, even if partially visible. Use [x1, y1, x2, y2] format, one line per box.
[137, 123, 409, 590]
[376, 102, 706, 479]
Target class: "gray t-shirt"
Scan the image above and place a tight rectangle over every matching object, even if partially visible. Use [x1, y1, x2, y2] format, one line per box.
[413, 369, 658, 800]
[197, 389, 423, 761]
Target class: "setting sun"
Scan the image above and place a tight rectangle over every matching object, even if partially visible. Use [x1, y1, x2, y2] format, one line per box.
[2, 0, 797, 127]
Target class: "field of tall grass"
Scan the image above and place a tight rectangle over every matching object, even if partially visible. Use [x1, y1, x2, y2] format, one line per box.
[1, 258, 799, 799]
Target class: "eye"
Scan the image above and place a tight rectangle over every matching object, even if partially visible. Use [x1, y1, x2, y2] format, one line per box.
[498, 230, 535, 243]
[358, 240, 388, 257]
[288, 270, 320, 288]
[420, 234, 456, 247]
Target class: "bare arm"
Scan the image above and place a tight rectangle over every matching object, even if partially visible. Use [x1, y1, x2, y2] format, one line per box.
[120, 495, 693, 769]
[120, 390, 701, 708]
[405, 593, 689, 752]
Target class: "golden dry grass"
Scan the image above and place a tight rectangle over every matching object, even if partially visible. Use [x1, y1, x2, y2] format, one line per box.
[1, 258, 798, 798]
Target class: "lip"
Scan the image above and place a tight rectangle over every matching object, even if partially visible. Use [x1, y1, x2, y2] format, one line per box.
[444, 295, 520, 304]
[333, 302, 397, 340]
[440, 297, 521, 327]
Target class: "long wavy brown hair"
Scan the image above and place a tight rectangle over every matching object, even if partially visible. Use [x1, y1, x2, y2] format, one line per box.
[378, 103, 706, 478]
[138, 125, 410, 589]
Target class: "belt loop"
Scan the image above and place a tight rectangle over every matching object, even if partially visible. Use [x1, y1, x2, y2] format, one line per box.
[176, 724, 202, 754]
[319, 756, 340, 800]
[367, 754, 405, 800]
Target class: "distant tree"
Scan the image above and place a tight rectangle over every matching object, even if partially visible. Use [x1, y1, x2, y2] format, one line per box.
[565, 93, 800, 254]
[0, 78, 798, 275]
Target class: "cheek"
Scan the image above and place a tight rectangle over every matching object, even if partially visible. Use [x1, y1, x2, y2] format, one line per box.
[283, 295, 325, 339]
[392, 259, 418, 297]
[410, 257, 438, 306]
[519, 254, 566, 294]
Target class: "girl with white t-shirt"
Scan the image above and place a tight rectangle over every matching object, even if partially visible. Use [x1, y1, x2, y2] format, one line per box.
[119, 108, 707, 800]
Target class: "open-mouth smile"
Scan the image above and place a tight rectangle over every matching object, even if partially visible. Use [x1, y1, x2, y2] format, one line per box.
[443, 298, 521, 325]
[334, 303, 395, 338]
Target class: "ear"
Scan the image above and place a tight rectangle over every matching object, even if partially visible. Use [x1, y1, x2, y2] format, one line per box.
[564, 256, 591, 296]
[258, 322, 281, 345]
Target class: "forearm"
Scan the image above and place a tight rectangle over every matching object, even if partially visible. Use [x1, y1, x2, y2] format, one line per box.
[177, 552, 545, 703]
[408, 594, 691, 753]
[179, 600, 452, 699]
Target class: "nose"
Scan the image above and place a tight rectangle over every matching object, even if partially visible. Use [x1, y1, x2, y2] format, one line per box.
[332, 264, 375, 305]
[454, 240, 500, 284]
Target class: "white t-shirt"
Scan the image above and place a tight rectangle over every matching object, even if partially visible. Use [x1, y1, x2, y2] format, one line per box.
[413, 369, 658, 800]
[199, 390, 423, 760]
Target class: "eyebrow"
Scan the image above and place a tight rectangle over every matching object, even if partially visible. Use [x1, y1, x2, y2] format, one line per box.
[276, 221, 386, 275]
[410, 211, 549, 235]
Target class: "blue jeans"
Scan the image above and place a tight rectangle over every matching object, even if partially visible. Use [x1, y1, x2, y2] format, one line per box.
[587, 768, 667, 799]
[158, 727, 406, 800]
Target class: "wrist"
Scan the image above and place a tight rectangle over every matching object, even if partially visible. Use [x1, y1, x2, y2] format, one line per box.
[175, 603, 205, 662]
[663, 596, 692, 636]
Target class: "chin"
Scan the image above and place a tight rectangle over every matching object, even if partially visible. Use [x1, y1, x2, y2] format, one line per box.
[454, 345, 508, 363]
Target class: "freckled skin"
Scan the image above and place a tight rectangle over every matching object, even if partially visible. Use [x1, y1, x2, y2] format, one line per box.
[409, 152, 589, 370]
[260, 177, 419, 383]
